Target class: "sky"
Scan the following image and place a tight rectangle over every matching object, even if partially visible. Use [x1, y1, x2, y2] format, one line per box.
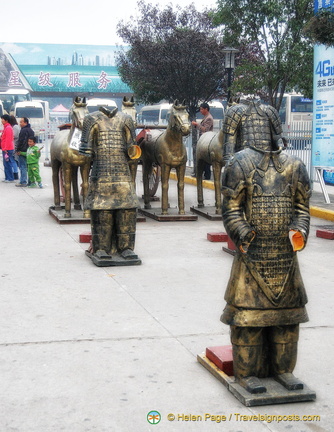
[1, 0, 217, 46]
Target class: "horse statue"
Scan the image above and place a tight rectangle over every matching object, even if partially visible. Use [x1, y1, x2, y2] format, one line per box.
[121, 96, 138, 186]
[50, 96, 91, 218]
[140, 100, 190, 215]
[196, 99, 240, 215]
[196, 129, 224, 214]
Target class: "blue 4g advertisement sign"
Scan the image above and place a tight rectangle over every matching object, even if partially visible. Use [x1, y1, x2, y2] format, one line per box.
[314, 0, 334, 12]
[312, 44, 334, 184]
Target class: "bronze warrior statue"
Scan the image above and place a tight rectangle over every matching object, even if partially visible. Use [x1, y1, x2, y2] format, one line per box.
[221, 100, 311, 394]
[79, 106, 141, 267]
[222, 98, 284, 164]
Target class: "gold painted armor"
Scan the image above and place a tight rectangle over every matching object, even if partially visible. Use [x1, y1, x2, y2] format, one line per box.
[80, 107, 139, 210]
[79, 107, 140, 265]
[223, 99, 283, 163]
[221, 122, 311, 393]
[222, 147, 311, 324]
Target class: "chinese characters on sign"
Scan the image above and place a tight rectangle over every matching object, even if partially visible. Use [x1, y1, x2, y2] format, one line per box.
[97, 71, 111, 89]
[67, 72, 82, 88]
[312, 46, 334, 181]
[38, 72, 54, 87]
[36, 70, 112, 90]
[8, 70, 22, 87]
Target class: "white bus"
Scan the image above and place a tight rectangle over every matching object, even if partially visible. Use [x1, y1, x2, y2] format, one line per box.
[86, 98, 117, 114]
[0, 88, 31, 114]
[278, 94, 313, 127]
[14, 101, 47, 140]
[278, 94, 313, 150]
[137, 103, 172, 126]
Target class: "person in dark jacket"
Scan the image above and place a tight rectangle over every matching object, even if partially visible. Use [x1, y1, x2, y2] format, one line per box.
[15, 117, 34, 187]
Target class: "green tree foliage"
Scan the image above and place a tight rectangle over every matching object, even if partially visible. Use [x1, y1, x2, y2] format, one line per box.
[212, 0, 314, 108]
[116, 1, 228, 120]
[304, 7, 334, 48]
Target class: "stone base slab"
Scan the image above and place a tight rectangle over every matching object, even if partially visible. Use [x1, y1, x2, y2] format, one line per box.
[197, 353, 316, 407]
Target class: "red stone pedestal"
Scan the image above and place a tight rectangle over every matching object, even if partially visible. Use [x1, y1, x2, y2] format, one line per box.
[222, 235, 236, 255]
[206, 345, 234, 376]
[207, 232, 228, 242]
[316, 229, 334, 240]
[79, 232, 92, 243]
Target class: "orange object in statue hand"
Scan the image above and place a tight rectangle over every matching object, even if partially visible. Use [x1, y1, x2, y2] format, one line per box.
[128, 144, 142, 160]
[289, 230, 305, 251]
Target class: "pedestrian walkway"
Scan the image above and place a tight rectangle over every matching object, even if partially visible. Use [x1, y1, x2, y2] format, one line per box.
[0, 162, 333, 432]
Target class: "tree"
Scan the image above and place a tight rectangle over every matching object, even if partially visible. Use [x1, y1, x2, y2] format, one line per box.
[211, 0, 314, 109]
[116, 1, 229, 121]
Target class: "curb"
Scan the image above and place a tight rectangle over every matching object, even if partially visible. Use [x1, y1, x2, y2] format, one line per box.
[310, 206, 334, 222]
[170, 173, 334, 222]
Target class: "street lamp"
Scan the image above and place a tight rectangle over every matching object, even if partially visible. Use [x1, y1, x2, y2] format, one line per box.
[222, 47, 239, 104]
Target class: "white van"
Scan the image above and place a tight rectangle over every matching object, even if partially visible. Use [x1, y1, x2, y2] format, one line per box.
[14, 101, 46, 139]
[196, 101, 225, 131]
[86, 98, 117, 114]
[137, 103, 172, 126]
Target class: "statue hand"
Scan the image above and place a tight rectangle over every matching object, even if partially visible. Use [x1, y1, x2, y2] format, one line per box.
[128, 145, 141, 160]
[239, 230, 256, 254]
[289, 230, 305, 251]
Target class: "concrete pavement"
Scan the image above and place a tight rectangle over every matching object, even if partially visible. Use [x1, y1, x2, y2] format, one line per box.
[0, 161, 333, 432]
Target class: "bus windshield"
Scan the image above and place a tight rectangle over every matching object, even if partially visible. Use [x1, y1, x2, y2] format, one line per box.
[140, 109, 160, 124]
[279, 95, 313, 124]
[15, 107, 44, 118]
[291, 96, 313, 113]
[0, 91, 31, 113]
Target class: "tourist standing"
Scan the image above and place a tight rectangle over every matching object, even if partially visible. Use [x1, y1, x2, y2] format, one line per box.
[191, 103, 214, 179]
[9, 115, 20, 180]
[15, 117, 34, 187]
[1, 114, 15, 182]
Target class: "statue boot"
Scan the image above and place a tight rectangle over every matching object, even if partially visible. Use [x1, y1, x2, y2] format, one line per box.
[91, 210, 113, 257]
[232, 344, 267, 394]
[231, 326, 268, 394]
[271, 342, 304, 390]
[117, 233, 138, 260]
[269, 325, 303, 390]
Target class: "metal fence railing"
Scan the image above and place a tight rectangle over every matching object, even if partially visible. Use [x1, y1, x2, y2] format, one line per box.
[282, 121, 312, 180]
[184, 122, 314, 177]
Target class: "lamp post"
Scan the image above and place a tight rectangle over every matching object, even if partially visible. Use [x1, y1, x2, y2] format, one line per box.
[222, 47, 239, 104]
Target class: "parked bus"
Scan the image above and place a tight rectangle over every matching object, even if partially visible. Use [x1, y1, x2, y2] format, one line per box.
[86, 98, 117, 114]
[137, 103, 172, 126]
[137, 100, 225, 130]
[278, 93, 313, 126]
[276, 93, 313, 150]
[0, 88, 31, 114]
[14, 101, 47, 140]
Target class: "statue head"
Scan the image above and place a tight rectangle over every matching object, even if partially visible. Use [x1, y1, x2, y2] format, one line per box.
[170, 100, 190, 136]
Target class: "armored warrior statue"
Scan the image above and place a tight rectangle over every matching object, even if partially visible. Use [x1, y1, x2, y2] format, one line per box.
[79, 106, 141, 267]
[223, 98, 284, 164]
[221, 101, 311, 394]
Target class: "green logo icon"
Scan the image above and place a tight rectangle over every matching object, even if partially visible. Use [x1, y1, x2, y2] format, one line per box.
[147, 411, 161, 424]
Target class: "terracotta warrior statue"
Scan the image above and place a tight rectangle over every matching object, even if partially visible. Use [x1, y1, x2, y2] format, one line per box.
[221, 100, 311, 394]
[222, 98, 284, 164]
[79, 106, 141, 266]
